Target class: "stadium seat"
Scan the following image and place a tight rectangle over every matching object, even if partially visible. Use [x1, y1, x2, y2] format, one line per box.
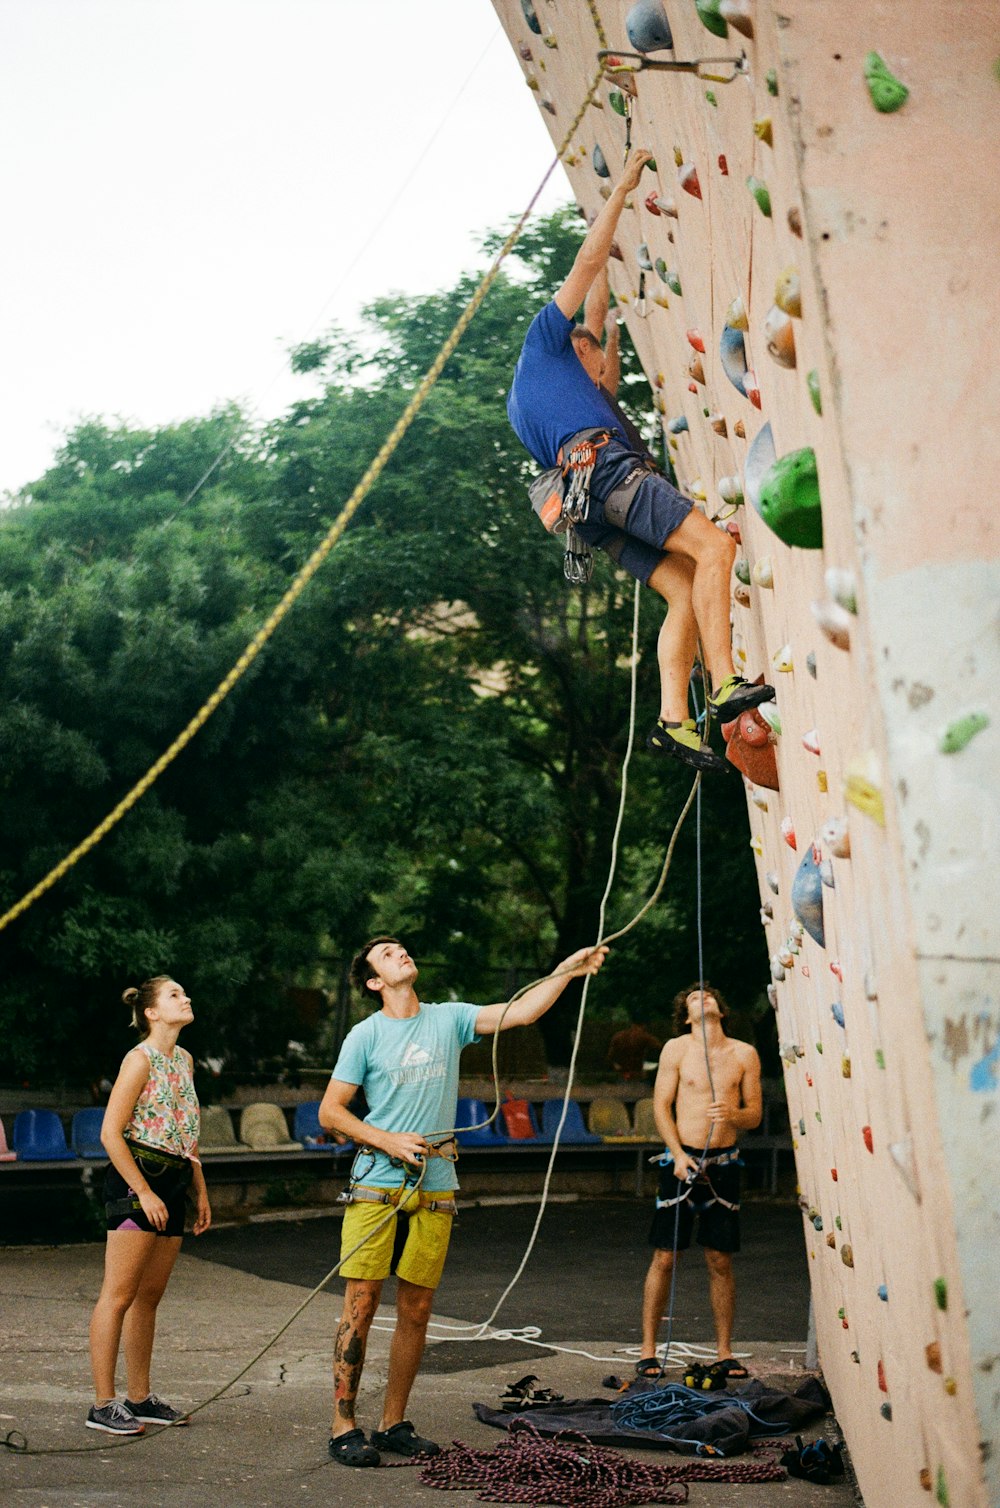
[587, 1096, 635, 1139]
[198, 1105, 251, 1154]
[454, 1097, 509, 1147]
[71, 1107, 107, 1159]
[239, 1103, 302, 1152]
[540, 1098, 601, 1144]
[632, 1097, 659, 1140]
[0, 1117, 16, 1161]
[12, 1110, 76, 1162]
[500, 1097, 542, 1142]
[294, 1100, 340, 1151]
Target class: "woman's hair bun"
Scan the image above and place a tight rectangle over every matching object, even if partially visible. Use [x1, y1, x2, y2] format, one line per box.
[122, 986, 140, 1007]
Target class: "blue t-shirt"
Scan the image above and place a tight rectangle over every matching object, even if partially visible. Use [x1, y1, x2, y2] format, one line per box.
[507, 301, 624, 469]
[331, 1002, 481, 1192]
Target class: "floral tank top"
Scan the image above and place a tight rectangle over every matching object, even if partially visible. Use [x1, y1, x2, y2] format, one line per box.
[124, 1043, 200, 1159]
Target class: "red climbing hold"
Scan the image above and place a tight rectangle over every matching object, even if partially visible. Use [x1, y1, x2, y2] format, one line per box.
[830, 960, 843, 982]
[862, 1126, 874, 1154]
[722, 685, 780, 790]
[686, 329, 706, 353]
[644, 191, 662, 216]
[781, 817, 797, 850]
[679, 162, 702, 198]
[718, 153, 729, 175]
[878, 1359, 888, 1393]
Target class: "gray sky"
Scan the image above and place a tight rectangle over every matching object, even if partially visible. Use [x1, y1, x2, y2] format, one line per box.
[0, 0, 570, 495]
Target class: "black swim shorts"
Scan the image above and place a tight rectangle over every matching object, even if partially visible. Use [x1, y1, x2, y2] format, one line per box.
[648, 1144, 741, 1254]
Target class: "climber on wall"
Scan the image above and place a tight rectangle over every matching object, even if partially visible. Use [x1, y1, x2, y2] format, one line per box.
[507, 146, 774, 773]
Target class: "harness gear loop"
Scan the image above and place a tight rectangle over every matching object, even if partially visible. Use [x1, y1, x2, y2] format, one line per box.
[337, 1184, 457, 1215]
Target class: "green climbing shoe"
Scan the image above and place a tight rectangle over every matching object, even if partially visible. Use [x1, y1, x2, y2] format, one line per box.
[707, 675, 775, 722]
[647, 719, 730, 773]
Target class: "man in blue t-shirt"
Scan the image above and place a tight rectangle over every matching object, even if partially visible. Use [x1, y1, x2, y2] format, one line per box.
[318, 934, 606, 1467]
[507, 147, 773, 773]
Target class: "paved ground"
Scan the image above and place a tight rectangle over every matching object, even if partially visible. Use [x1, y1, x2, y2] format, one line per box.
[1, 1195, 861, 1508]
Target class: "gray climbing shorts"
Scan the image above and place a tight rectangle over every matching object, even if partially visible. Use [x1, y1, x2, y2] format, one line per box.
[575, 441, 692, 584]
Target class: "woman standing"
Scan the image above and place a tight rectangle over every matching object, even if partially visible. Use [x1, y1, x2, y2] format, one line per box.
[87, 977, 210, 1433]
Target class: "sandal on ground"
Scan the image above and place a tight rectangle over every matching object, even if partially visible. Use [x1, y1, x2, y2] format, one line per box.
[634, 1357, 664, 1380]
[709, 1358, 750, 1382]
[647, 719, 730, 774]
[328, 1428, 380, 1467]
[500, 1374, 565, 1411]
[370, 1419, 440, 1457]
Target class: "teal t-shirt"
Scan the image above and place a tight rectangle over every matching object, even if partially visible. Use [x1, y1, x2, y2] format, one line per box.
[331, 1002, 481, 1192]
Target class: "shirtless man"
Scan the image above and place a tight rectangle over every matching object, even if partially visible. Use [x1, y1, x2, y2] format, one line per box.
[637, 983, 762, 1380]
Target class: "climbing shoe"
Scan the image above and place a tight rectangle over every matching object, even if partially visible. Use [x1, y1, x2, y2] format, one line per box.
[647, 719, 730, 774]
[779, 1435, 845, 1484]
[707, 675, 775, 722]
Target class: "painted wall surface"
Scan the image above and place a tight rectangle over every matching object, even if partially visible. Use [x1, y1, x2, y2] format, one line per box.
[490, 3, 1000, 1505]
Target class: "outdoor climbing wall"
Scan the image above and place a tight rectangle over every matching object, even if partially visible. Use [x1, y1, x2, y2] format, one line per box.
[492, 3, 1000, 1505]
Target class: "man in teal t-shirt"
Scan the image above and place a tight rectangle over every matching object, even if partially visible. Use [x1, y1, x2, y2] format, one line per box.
[318, 934, 606, 1468]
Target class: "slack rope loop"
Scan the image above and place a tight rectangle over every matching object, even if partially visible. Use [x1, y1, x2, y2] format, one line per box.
[0, 66, 605, 938]
[417, 1420, 786, 1505]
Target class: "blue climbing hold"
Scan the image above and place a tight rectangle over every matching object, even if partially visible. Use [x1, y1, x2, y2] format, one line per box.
[521, 0, 542, 35]
[791, 844, 826, 947]
[830, 1001, 845, 1028]
[744, 422, 776, 517]
[667, 414, 689, 434]
[719, 323, 749, 397]
[593, 143, 610, 179]
[877, 1284, 888, 1302]
[626, 0, 674, 53]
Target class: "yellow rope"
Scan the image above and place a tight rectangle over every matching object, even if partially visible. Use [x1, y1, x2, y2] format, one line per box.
[0, 69, 604, 937]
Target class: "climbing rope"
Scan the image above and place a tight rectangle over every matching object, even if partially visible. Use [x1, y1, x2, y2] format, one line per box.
[0, 63, 606, 938]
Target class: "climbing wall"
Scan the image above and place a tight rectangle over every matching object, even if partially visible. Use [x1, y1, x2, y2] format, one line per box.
[491, 3, 1000, 1505]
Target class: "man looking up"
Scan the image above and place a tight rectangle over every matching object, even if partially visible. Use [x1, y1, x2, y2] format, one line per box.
[318, 936, 607, 1467]
[636, 983, 762, 1381]
[507, 147, 774, 772]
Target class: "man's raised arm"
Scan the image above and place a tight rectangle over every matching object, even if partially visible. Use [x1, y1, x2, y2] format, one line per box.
[553, 147, 653, 321]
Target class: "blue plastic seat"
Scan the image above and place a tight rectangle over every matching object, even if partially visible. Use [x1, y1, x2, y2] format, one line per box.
[71, 1108, 107, 1159]
[454, 1097, 509, 1147]
[294, 1100, 336, 1151]
[13, 1109, 76, 1162]
[541, 1098, 601, 1144]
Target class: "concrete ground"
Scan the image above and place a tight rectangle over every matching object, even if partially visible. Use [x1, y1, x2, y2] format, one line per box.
[1, 1195, 861, 1508]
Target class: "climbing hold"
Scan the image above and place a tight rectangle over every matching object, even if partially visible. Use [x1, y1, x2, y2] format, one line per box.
[637, 242, 654, 271]
[877, 1359, 888, 1392]
[758, 447, 823, 548]
[811, 1213, 823, 1231]
[821, 816, 851, 859]
[733, 419, 746, 438]
[877, 1284, 888, 1301]
[543, 34, 558, 49]
[801, 963, 810, 977]
[802, 728, 821, 755]
[758, 701, 781, 736]
[844, 751, 886, 825]
[706, 90, 718, 107]
[830, 959, 842, 981]
[694, 0, 729, 39]
[865, 972, 878, 1002]
[666, 268, 682, 295]
[806, 369, 822, 414]
[678, 162, 702, 198]
[939, 712, 989, 753]
[806, 652, 817, 678]
[717, 150, 727, 171]
[626, 0, 674, 52]
[688, 351, 705, 384]
[726, 295, 749, 331]
[943, 1377, 957, 1397]
[734, 583, 751, 607]
[830, 1166, 836, 1179]
[743, 370, 762, 409]
[724, 697, 780, 789]
[787, 205, 803, 238]
[780, 816, 796, 848]
[745, 422, 776, 512]
[841, 1055, 851, 1078]
[766, 68, 778, 95]
[925, 1342, 942, 1374]
[816, 1041, 824, 1054]
[777, 945, 794, 968]
[734, 557, 751, 585]
[825, 567, 857, 613]
[751, 790, 769, 812]
[526, 75, 540, 92]
[770, 956, 786, 983]
[593, 143, 610, 178]
[833, 1212, 840, 1227]
[751, 557, 774, 589]
[841, 1244, 854, 1268]
[763, 304, 797, 368]
[750, 835, 763, 857]
[774, 267, 802, 318]
[753, 116, 773, 146]
[792, 844, 826, 947]
[518, 43, 534, 61]
[609, 88, 628, 116]
[746, 176, 772, 217]
[718, 475, 743, 508]
[686, 329, 706, 354]
[819, 858, 835, 888]
[827, 1233, 836, 1249]
[920, 1468, 933, 1492]
[719, 324, 750, 397]
[719, 0, 754, 38]
[816, 770, 828, 794]
[830, 1001, 845, 1028]
[811, 598, 852, 650]
[709, 413, 728, 437]
[520, 0, 542, 34]
[862, 1126, 874, 1153]
[540, 96, 557, 116]
[765, 870, 780, 894]
[934, 1278, 948, 1311]
[880, 1402, 892, 1421]
[667, 415, 689, 436]
[773, 644, 793, 673]
[864, 50, 909, 113]
[766, 984, 777, 1008]
[935, 1467, 949, 1507]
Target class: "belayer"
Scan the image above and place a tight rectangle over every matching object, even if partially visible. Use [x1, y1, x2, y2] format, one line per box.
[507, 146, 774, 773]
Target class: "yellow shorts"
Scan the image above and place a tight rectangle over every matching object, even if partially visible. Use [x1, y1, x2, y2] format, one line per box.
[339, 1188, 455, 1289]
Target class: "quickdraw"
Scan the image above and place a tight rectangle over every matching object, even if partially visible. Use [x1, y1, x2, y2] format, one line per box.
[558, 430, 612, 526]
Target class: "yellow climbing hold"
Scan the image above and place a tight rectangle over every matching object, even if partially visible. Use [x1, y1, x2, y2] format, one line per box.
[844, 751, 886, 826]
[753, 117, 773, 146]
[774, 266, 802, 317]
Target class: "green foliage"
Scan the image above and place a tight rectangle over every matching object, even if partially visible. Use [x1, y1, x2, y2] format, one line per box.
[0, 209, 765, 1082]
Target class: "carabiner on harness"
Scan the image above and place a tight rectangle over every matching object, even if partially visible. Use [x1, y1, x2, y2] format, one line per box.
[563, 527, 594, 585]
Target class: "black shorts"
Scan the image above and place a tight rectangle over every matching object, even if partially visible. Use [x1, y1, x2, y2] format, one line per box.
[648, 1144, 741, 1254]
[103, 1143, 192, 1237]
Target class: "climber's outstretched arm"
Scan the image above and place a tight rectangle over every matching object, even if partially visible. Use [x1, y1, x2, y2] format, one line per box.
[553, 147, 652, 321]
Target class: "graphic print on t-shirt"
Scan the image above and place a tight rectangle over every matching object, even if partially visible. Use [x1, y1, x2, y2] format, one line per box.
[395, 1039, 443, 1086]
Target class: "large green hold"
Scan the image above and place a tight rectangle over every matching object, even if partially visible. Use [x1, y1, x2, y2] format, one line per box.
[758, 448, 823, 548]
[864, 51, 909, 113]
[694, 0, 728, 38]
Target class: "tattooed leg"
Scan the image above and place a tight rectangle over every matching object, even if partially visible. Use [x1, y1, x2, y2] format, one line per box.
[331, 1278, 381, 1436]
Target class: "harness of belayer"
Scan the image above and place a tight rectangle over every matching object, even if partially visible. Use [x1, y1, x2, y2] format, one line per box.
[652, 1145, 743, 1215]
[337, 1134, 460, 1215]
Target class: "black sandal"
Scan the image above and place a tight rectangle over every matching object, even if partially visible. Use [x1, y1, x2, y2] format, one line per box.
[500, 1374, 565, 1411]
[634, 1357, 664, 1380]
[328, 1428, 380, 1467]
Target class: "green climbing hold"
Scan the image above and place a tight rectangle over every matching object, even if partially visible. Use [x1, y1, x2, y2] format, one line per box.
[939, 712, 989, 754]
[694, 0, 728, 39]
[807, 368, 822, 414]
[766, 68, 778, 96]
[758, 447, 823, 549]
[746, 176, 772, 217]
[666, 269, 682, 296]
[864, 51, 909, 113]
[875, 1049, 885, 1069]
[705, 89, 718, 106]
[934, 1277, 948, 1311]
[609, 88, 628, 117]
[735, 557, 751, 585]
[936, 1465, 949, 1507]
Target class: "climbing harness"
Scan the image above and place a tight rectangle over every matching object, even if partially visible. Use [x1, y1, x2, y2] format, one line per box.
[653, 1147, 743, 1214]
[340, 1186, 457, 1215]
